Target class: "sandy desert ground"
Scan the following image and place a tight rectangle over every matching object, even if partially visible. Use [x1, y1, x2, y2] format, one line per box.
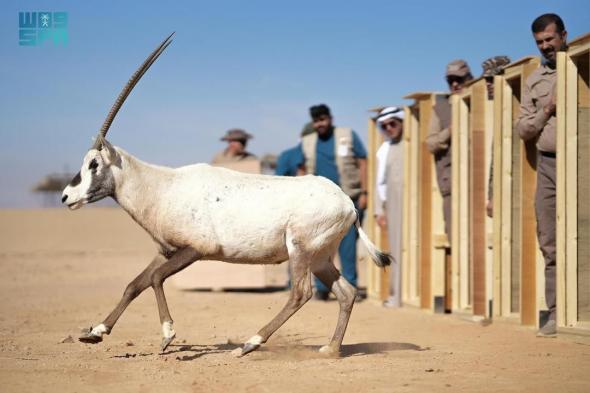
[0, 208, 589, 393]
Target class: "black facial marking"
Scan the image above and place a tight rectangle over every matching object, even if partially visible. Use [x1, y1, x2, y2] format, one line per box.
[69, 172, 82, 187]
[88, 159, 99, 172]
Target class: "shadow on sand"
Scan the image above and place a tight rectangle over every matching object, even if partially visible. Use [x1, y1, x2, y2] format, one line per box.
[152, 340, 426, 361]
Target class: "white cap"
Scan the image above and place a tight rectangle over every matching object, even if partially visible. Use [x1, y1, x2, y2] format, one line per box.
[376, 106, 404, 123]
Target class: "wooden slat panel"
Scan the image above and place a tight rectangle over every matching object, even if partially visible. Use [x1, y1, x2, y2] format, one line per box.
[419, 97, 433, 309]
[500, 78, 514, 316]
[576, 52, 590, 321]
[492, 75, 504, 317]
[520, 61, 540, 326]
[458, 97, 470, 309]
[556, 51, 568, 326]
[470, 81, 487, 316]
[509, 77, 522, 314]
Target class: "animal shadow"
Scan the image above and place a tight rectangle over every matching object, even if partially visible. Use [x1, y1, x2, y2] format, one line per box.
[340, 342, 426, 356]
[163, 343, 240, 361]
[156, 340, 425, 361]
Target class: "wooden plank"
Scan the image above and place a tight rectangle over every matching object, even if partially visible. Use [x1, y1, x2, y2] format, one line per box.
[471, 81, 487, 316]
[459, 97, 470, 310]
[451, 94, 461, 311]
[574, 51, 589, 323]
[521, 60, 540, 326]
[500, 78, 514, 316]
[419, 97, 434, 309]
[485, 97, 495, 317]
[567, 33, 590, 55]
[400, 103, 423, 307]
[556, 51, 568, 326]
[492, 75, 504, 317]
[402, 106, 412, 304]
[445, 249, 453, 312]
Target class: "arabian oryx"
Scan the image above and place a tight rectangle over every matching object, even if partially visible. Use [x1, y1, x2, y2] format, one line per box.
[62, 33, 392, 357]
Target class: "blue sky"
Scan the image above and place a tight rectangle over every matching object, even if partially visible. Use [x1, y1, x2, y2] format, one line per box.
[1, 1, 588, 207]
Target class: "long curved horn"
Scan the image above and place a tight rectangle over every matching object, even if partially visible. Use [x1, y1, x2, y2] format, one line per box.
[92, 32, 175, 150]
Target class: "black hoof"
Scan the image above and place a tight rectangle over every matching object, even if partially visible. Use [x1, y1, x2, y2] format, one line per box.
[160, 333, 176, 352]
[239, 343, 260, 357]
[79, 330, 103, 344]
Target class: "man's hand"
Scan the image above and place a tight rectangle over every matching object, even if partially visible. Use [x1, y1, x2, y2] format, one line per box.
[544, 95, 556, 117]
[357, 193, 368, 210]
[544, 86, 557, 117]
[376, 214, 387, 229]
[486, 199, 493, 218]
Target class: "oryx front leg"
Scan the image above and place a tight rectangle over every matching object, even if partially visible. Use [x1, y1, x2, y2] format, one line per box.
[150, 247, 201, 352]
[312, 260, 356, 357]
[236, 254, 312, 357]
[79, 253, 167, 344]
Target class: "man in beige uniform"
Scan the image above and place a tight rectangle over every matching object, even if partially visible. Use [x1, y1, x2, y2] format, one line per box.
[211, 128, 257, 164]
[426, 60, 473, 241]
[516, 13, 567, 337]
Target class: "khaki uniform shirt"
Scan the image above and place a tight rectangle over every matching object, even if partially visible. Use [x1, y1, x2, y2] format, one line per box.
[515, 63, 557, 153]
[211, 150, 257, 165]
[426, 97, 452, 196]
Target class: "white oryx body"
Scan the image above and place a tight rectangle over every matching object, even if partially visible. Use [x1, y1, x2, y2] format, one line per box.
[68, 146, 356, 264]
[62, 33, 391, 357]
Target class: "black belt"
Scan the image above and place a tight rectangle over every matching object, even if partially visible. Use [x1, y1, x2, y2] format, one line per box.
[540, 151, 556, 158]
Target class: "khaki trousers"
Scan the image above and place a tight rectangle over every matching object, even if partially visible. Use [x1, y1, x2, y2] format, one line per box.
[536, 153, 556, 320]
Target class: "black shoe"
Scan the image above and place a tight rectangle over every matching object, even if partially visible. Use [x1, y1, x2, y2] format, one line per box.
[314, 291, 330, 301]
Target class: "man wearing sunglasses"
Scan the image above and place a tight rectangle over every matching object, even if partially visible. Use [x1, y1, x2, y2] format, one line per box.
[515, 13, 568, 338]
[374, 107, 405, 308]
[426, 60, 473, 242]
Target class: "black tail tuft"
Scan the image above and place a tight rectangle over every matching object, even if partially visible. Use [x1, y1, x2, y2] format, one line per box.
[376, 250, 393, 267]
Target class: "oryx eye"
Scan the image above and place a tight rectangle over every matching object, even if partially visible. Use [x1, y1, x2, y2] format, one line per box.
[88, 159, 99, 171]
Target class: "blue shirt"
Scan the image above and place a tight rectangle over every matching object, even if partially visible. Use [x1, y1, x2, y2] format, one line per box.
[275, 145, 305, 176]
[297, 129, 367, 186]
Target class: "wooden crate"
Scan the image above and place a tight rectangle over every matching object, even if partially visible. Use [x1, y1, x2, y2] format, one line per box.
[492, 56, 544, 326]
[451, 79, 494, 317]
[556, 33, 590, 331]
[172, 160, 289, 290]
[400, 93, 448, 312]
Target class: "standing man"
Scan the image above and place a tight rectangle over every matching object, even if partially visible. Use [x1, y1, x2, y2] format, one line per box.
[299, 104, 368, 300]
[211, 128, 257, 164]
[481, 55, 511, 217]
[426, 60, 473, 241]
[374, 107, 405, 308]
[515, 13, 567, 338]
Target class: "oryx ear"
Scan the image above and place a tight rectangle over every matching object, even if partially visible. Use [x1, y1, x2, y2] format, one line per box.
[101, 139, 120, 166]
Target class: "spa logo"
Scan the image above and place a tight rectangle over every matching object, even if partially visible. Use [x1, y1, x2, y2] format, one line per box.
[19, 12, 68, 46]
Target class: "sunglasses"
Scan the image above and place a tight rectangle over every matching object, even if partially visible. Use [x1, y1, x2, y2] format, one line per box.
[380, 120, 400, 130]
[446, 75, 465, 85]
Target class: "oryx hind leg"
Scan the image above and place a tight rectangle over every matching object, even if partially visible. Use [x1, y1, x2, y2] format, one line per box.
[150, 247, 202, 352]
[237, 242, 313, 357]
[79, 253, 168, 344]
[312, 257, 356, 356]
